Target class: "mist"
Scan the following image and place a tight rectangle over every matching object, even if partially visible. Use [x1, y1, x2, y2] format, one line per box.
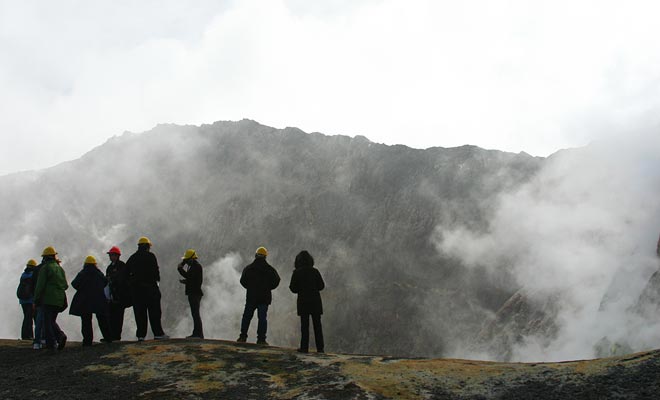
[436, 126, 660, 361]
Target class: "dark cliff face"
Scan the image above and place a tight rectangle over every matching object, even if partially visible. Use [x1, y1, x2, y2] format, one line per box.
[0, 119, 544, 357]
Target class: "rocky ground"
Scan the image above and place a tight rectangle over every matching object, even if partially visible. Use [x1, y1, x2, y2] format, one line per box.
[1, 338, 659, 399]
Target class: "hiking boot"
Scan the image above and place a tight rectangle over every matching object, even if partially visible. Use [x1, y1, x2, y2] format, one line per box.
[57, 334, 67, 350]
[154, 334, 170, 340]
[32, 343, 41, 350]
[256, 339, 269, 346]
[100, 338, 113, 343]
[297, 348, 308, 353]
[236, 334, 247, 343]
[186, 335, 204, 339]
[137, 337, 145, 342]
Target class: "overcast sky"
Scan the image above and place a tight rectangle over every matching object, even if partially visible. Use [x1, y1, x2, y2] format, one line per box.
[1, 0, 660, 175]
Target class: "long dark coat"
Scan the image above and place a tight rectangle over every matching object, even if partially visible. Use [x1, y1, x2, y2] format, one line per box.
[289, 265, 325, 316]
[240, 257, 280, 305]
[70, 264, 109, 316]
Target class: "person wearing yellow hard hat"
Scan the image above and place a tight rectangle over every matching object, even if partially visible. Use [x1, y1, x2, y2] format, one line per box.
[34, 246, 69, 350]
[17, 259, 38, 340]
[237, 246, 280, 345]
[70, 256, 113, 346]
[177, 249, 204, 339]
[126, 236, 169, 341]
[105, 246, 130, 341]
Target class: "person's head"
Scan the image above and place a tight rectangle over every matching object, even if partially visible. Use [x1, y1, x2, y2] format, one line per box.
[107, 246, 121, 263]
[255, 246, 268, 259]
[181, 249, 198, 265]
[137, 236, 152, 251]
[26, 259, 37, 268]
[294, 250, 314, 269]
[84, 255, 97, 267]
[41, 246, 57, 262]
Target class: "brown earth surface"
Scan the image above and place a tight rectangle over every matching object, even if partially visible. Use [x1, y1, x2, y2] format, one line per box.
[1, 338, 659, 399]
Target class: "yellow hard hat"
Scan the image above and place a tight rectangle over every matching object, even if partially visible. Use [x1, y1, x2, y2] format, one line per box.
[138, 236, 152, 245]
[42, 246, 57, 257]
[182, 249, 198, 260]
[84, 255, 97, 265]
[255, 247, 268, 257]
[26, 259, 38, 267]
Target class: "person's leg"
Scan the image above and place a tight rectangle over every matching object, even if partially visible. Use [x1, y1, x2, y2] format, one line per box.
[96, 312, 113, 342]
[256, 304, 269, 342]
[147, 289, 165, 337]
[52, 311, 66, 350]
[133, 294, 148, 339]
[81, 314, 93, 345]
[299, 314, 310, 352]
[188, 295, 203, 337]
[42, 306, 56, 349]
[33, 306, 44, 347]
[21, 304, 34, 339]
[312, 314, 324, 352]
[109, 303, 124, 340]
[240, 302, 257, 338]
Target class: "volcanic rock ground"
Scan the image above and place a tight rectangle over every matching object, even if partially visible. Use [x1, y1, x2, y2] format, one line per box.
[1, 338, 658, 399]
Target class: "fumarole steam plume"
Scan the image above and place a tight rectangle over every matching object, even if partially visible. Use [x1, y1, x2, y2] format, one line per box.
[437, 127, 660, 362]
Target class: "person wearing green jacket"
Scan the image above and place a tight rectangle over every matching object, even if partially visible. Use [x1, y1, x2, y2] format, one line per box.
[34, 246, 69, 350]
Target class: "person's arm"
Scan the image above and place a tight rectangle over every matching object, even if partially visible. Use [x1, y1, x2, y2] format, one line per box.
[271, 267, 281, 290]
[289, 270, 299, 293]
[315, 269, 325, 292]
[34, 265, 48, 305]
[177, 263, 188, 278]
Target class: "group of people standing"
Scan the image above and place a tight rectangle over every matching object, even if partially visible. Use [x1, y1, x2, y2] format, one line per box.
[16, 237, 326, 353]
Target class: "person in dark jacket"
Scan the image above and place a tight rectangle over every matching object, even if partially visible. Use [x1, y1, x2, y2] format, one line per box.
[70, 256, 113, 346]
[17, 259, 38, 340]
[237, 247, 280, 345]
[105, 246, 131, 341]
[289, 250, 325, 353]
[177, 249, 204, 339]
[34, 246, 68, 350]
[126, 236, 169, 341]
[31, 259, 45, 349]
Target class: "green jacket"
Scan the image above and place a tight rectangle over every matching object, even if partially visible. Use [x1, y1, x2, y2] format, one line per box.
[34, 259, 69, 308]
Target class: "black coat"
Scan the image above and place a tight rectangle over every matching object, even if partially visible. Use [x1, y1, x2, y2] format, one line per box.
[177, 260, 203, 296]
[289, 266, 325, 315]
[240, 257, 280, 305]
[106, 260, 131, 307]
[126, 248, 160, 289]
[70, 264, 109, 316]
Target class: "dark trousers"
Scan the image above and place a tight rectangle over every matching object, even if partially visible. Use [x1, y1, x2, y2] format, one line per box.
[188, 295, 204, 337]
[20, 304, 35, 340]
[109, 302, 126, 340]
[80, 313, 112, 344]
[240, 303, 268, 340]
[33, 306, 44, 345]
[300, 314, 324, 352]
[42, 305, 64, 349]
[132, 288, 164, 338]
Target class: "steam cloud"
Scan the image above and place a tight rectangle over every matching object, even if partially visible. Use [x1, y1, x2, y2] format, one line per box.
[436, 128, 660, 361]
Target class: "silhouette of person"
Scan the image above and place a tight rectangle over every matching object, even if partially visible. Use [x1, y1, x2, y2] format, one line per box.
[126, 237, 169, 341]
[70, 256, 113, 345]
[177, 249, 204, 339]
[237, 247, 280, 345]
[289, 250, 325, 353]
[105, 246, 131, 341]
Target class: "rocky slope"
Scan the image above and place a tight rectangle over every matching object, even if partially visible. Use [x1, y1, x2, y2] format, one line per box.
[1, 338, 658, 399]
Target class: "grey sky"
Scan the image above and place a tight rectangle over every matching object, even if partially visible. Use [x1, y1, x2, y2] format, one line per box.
[2, 0, 660, 175]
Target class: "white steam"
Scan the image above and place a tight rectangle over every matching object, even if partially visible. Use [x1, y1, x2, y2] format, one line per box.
[437, 129, 660, 361]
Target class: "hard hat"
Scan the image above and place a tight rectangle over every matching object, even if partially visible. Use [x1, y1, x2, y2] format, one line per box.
[182, 249, 198, 260]
[255, 247, 268, 257]
[42, 246, 58, 257]
[107, 246, 121, 255]
[137, 237, 152, 245]
[26, 259, 38, 267]
[84, 255, 97, 265]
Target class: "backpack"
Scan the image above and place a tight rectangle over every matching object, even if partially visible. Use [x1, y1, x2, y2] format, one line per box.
[16, 273, 34, 300]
